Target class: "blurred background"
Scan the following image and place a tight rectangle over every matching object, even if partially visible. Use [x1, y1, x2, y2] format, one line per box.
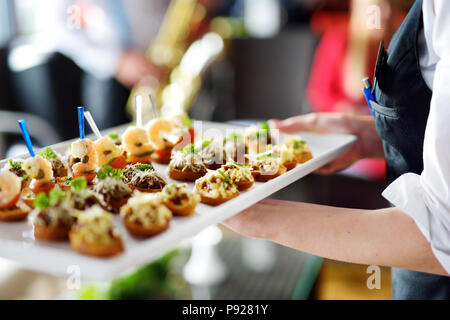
[0, 0, 414, 300]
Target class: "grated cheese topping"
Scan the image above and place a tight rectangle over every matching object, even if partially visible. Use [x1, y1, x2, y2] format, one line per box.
[196, 171, 239, 199]
[121, 193, 172, 227]
[75, 206, 121, 244]
[169, 151, 207, 172]
[221, 162, 254, 183]
[162, 183, 200, 208]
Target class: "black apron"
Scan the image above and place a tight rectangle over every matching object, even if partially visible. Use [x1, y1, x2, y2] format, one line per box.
[373, 0, 450, 299]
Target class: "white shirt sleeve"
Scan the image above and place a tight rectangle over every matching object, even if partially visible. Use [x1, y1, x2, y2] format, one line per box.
[382, 0, 450, 274]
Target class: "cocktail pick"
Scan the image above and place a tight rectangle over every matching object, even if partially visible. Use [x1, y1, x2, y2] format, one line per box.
[18, 120, 35, 157]
[135, 95, 143, 128]
[78, 106, 85, 140]
[84, 111, 102, 140]
[149, 94, 159, 119]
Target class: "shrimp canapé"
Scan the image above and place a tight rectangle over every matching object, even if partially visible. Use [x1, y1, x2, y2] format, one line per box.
[23, 155, 55, 195]
[94, 136, 126, 169]
[122, 127, 153, 164]
[70, 139, 98, 183]
[0, 170, 22, 210]
[0, 170, 31, 221]
[147, 118, 186, 164]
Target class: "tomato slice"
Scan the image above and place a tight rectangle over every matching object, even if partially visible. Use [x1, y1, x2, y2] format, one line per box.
[128, 155, 151, 165]
[154, 148, 172, 160]
[72, 164, 97, 183]
[30, 179, 55, 195]
[0, 193, 20, 210]
[109, 155, 127, 169]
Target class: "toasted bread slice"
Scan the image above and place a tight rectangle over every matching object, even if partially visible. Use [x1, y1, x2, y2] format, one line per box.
[169, 167, 207, 182]
[0, 202, 31, 221]
[34, 225, 71, 241]
[164, 200, 197, 217]
[283, 160, 298, 171]
[197, 191, 240, 207]
[234, 180, 255, 191]
[252, 165, 287, 182]
[69, 231, 124, 258]
[297, 151, 313, 164]
[128, 185, 162, 193]
[123, 217, 170, 238]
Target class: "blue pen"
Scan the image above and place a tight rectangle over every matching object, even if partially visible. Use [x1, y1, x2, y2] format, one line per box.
[362, 77, 376, 118]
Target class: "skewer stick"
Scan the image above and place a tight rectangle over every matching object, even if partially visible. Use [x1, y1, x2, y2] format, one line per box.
[149, 94, 159, 119]
[135, 95, 143, 128]
[18, 120, 35, 157]
[78, 107, 85, 140]
[84, 111, 103, 140]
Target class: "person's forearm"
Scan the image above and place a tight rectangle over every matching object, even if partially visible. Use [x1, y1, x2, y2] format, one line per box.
[225, 199, 447, 276]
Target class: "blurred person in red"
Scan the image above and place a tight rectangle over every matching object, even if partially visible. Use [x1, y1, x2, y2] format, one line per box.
[305, 0, 411, 180]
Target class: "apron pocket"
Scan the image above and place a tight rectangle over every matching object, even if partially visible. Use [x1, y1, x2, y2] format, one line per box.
[370, 101, 399, 119]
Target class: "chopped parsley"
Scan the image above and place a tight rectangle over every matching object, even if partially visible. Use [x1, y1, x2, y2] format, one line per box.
[97, 166, 123, 180]
[41, 148, 58, 160]
[71, 177, 88, 193]
[136, 164, 155, 171]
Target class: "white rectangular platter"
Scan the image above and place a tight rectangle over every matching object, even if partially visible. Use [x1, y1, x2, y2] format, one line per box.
[0, 121, 356, 280]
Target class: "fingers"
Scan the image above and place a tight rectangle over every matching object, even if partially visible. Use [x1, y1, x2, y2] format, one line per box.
[269, 114, 316, 133]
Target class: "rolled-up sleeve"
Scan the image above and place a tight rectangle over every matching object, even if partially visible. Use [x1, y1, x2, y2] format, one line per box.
[382, 0, 450, 274]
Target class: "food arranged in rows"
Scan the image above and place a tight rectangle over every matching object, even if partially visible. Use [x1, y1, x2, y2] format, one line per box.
[0, 106, 313, 259]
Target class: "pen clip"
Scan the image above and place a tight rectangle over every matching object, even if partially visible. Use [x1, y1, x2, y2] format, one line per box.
[372, 40, 387, 95]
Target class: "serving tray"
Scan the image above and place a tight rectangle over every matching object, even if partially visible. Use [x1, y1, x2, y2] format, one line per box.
[0, 121, 356, 280]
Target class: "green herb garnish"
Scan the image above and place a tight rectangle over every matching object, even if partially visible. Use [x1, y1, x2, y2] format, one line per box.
[258, 122, 270, 131]
[71, 177, 88, 193]
[230, 160, 249, 167]
[224, 132, 243, 143]
[22, 174, 29, 182]
[97, 166, 123, 180]
[292, 140, 306, 150]
[135, 151, 154, 158]
[34, 193, 49, 210]
[136, 164, 155, 171]
[257, 152, 279, 161]
[184, 115, 192, 128]
[41, 148, 58, 160]
[164, 183, 177, 195]
[182, 144, 196, 155]
[218, 170, 237, 188]
[34, 188, 66, 209]
[49, 188, 66, 206]
[201, 139, 214, 149]
[9, 159, 22, 171]
[108, 133, 119, 140]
